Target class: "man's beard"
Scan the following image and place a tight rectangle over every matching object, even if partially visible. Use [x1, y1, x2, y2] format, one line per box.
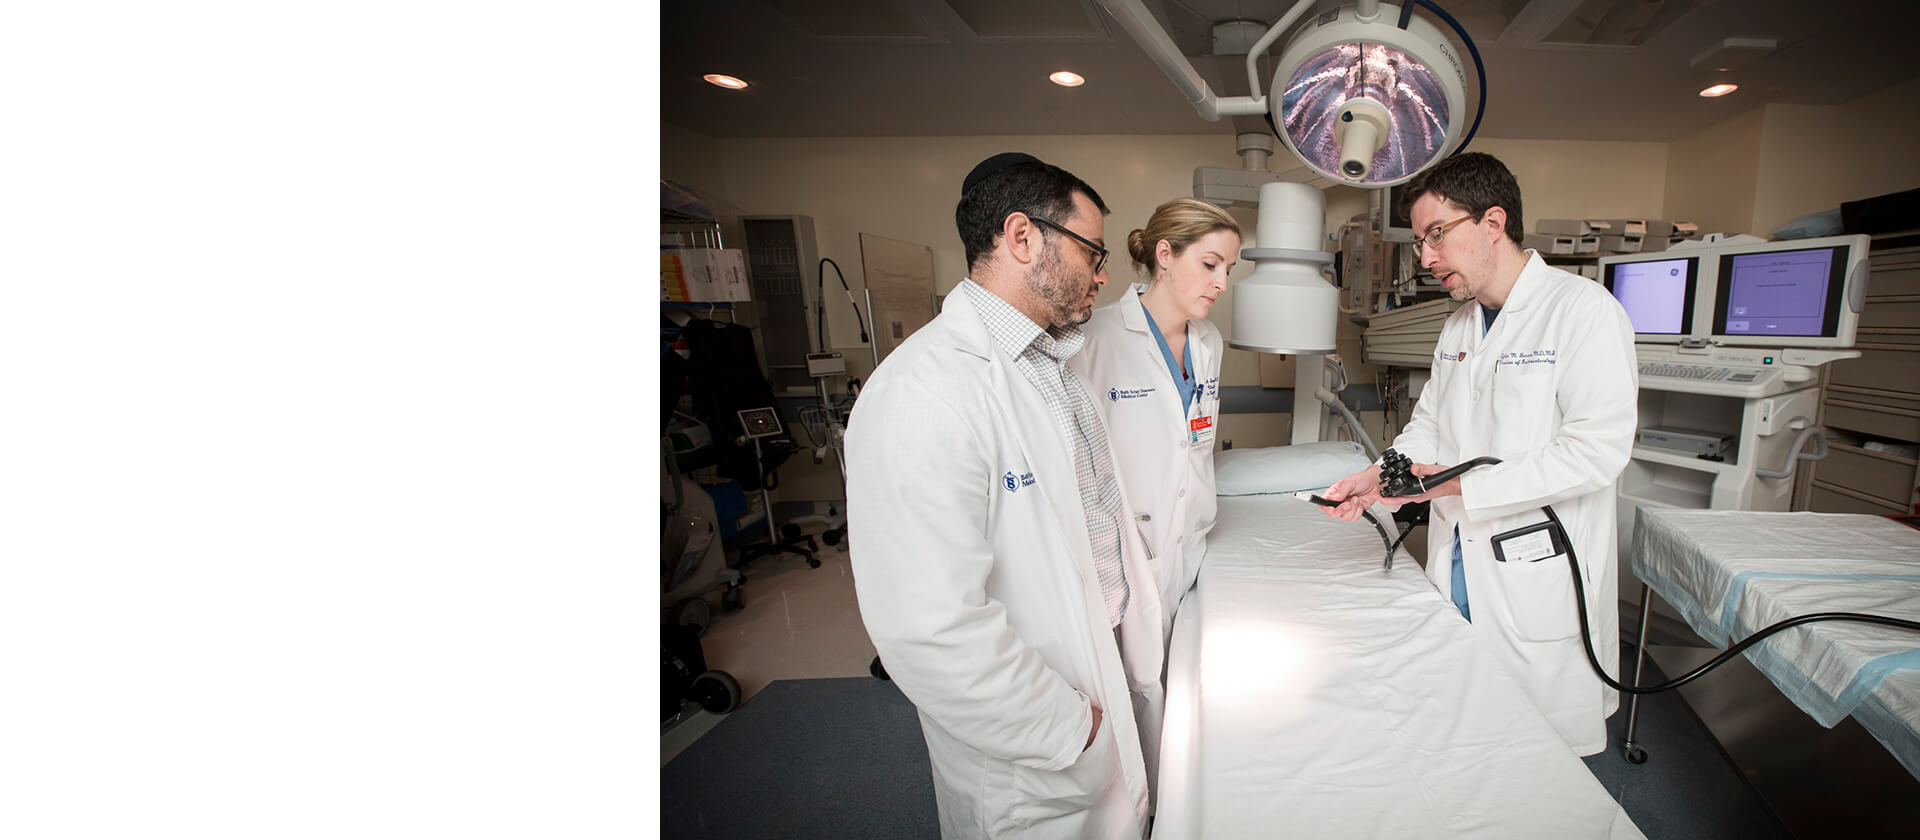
[1029, 241, 1094, 328]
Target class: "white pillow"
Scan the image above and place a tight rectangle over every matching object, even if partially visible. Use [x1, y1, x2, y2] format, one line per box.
[1214, 441, 1371, 496]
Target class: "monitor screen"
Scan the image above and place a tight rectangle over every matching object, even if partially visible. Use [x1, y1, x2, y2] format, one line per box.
[1379, 185, 1415, 241]
[1604, 256, 1697, 336]
[1713, 245, 1848, 339]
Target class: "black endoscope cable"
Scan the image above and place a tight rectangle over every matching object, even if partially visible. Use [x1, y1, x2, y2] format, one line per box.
[816, 258, 869, 352]
[1547, 506, 1920, 694]
[1388, 455, 1920, 695]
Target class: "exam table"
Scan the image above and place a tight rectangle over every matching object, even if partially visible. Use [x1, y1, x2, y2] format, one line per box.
[1624, 509, 1920, 780]
[1154, 493, 1643, 839]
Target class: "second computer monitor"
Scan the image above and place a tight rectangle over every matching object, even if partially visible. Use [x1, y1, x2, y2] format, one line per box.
[1710, 235, 1869, 348]
[1601, 254, 1702, 343]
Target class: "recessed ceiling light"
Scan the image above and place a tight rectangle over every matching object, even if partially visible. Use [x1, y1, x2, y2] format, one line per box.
[704, 74, 749, 90]
[1699, 83, 1738, 98]
[1049, 71, 1085, 88]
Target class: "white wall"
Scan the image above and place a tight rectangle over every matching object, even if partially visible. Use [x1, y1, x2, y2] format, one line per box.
[1470, 138, 1670, 226]
[1662, 83, 1920, 239]
[1664, 106, 1766, 237]
[1829, 76, 1920, 208]
[1752, 105, 1841, 236]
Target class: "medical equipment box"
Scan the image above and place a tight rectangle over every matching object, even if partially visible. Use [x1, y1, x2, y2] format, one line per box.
[1638, 425, 1733, 457]
[805, 352, 846, 377]
[1524, 233, 1578, 255]
[1536, 218, 1613, 236]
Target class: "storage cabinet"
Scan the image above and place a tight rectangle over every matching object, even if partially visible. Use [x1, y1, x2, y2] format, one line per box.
[1802, 237, 1920, 516]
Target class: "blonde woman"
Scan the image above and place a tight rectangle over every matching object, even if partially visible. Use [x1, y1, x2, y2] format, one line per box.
[1071, 198, 1240, 637]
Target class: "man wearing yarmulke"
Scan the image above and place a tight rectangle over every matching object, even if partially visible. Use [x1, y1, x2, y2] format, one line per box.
[847, 153, 1163, 839]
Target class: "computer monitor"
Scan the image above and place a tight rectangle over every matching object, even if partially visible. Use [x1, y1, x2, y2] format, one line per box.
[1710, 234, 1869, 348]
[1379, 185, 1415, 243]
[1599, 253, 1706, 344]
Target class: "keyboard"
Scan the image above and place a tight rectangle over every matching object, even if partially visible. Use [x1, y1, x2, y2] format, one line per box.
[1636, 361, 1783, 397]
[1637, 362, 1758, 383]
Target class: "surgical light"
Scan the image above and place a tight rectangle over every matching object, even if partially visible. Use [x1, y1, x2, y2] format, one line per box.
[1268, 4, 1469, 186]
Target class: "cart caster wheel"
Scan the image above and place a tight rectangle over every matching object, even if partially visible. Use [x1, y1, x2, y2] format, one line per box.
[672, 598, 712, 636]
[1623, 745, 1648, 765]
[721, 589, 745, 613]
[806, 555, 822, 569]
[690, 670, 742, 714]
[781, 523, 803, 541]
[870, 656, 890, 681]
[822, 528, 844, 547]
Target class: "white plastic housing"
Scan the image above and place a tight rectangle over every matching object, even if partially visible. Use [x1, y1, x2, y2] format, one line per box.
[1229, 182, 1338, 354]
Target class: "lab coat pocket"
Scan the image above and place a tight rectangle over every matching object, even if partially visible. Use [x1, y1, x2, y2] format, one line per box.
[1489, 368, 1557, 456]
[1005, 716, 1118, 830]
[1133, 517, 1157, 562]
[1494, 552, 1579, 643]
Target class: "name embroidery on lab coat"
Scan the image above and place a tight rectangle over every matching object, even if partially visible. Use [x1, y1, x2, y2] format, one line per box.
[1108, 386, 1155, 402]
[1496, 349, 1557, 369]
[1002, 471, 1036, 492]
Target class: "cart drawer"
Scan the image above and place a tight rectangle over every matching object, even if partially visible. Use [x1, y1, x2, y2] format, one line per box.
[1823, 400, 1920, 441]
[1813, 444, 1918, 506]
[1808, 481, 1911, 515]
[1859, 299, 1920, 330]
[1830, 345, 1920, 393]
[1872, 259, 1920, 297]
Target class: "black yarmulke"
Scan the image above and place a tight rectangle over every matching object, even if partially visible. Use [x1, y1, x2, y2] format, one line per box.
[962, 152, 1043, 197]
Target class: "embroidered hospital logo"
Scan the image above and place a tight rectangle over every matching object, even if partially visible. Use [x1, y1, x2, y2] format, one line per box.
[1004, 471, 1019, 491]
[1003, 471, 1035, 492]
[1109, 388, 1118, 403]
[1437, 349, 1467, 362]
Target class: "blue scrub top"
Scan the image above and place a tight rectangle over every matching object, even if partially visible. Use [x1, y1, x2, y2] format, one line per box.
[1140, 303, 1195, 413]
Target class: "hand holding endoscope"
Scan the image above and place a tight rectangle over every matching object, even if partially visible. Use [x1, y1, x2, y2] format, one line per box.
[1377, 448, 1504, 498]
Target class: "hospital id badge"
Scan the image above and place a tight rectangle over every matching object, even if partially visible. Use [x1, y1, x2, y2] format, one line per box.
[1188, 414, 1215, 447]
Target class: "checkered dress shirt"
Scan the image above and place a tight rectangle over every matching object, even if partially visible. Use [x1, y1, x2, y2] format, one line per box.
[961, 279, 1129, 626]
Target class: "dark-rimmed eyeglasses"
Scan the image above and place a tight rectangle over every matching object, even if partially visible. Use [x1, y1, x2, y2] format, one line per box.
[1027, 214, 1108, 274]
[1414, 213, 1482, 254]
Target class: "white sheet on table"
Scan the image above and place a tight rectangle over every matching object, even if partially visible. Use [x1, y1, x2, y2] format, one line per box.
[1861, 670, 1920, 779]
[1156, 495, 1641, 840]
[1629, 510, 1920, 725]
[1628, 509, 1920, 778]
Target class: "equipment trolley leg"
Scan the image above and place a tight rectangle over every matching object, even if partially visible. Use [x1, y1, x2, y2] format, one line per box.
[1620, 582, 1652, 764]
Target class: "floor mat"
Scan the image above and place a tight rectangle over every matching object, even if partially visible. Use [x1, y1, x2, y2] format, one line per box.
[661, 677, 937, 839]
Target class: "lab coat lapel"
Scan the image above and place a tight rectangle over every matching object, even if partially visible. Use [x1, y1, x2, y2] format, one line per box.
[1122, 288, 1163, 373]
[1189, 319, 1214, 393]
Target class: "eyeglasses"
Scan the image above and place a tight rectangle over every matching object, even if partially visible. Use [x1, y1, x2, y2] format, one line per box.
[1027, 214, 1108, 274]
[1415, 212, 1482, 254]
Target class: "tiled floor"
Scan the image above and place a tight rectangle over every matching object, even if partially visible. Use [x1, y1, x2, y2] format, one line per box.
[661, 521, 875, 765]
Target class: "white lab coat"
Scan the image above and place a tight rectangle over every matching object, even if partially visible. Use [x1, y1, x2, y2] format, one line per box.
[1389, 253, 1637, 756]
[845, 285, 1166, 839]
[1071, 286, 1221, 640]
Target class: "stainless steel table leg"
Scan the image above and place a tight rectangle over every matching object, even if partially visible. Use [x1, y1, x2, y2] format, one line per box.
[1621, 582, 1652, 764]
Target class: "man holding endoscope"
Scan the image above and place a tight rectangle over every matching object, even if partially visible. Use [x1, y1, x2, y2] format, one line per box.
[1320, 153, 1639, 757]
